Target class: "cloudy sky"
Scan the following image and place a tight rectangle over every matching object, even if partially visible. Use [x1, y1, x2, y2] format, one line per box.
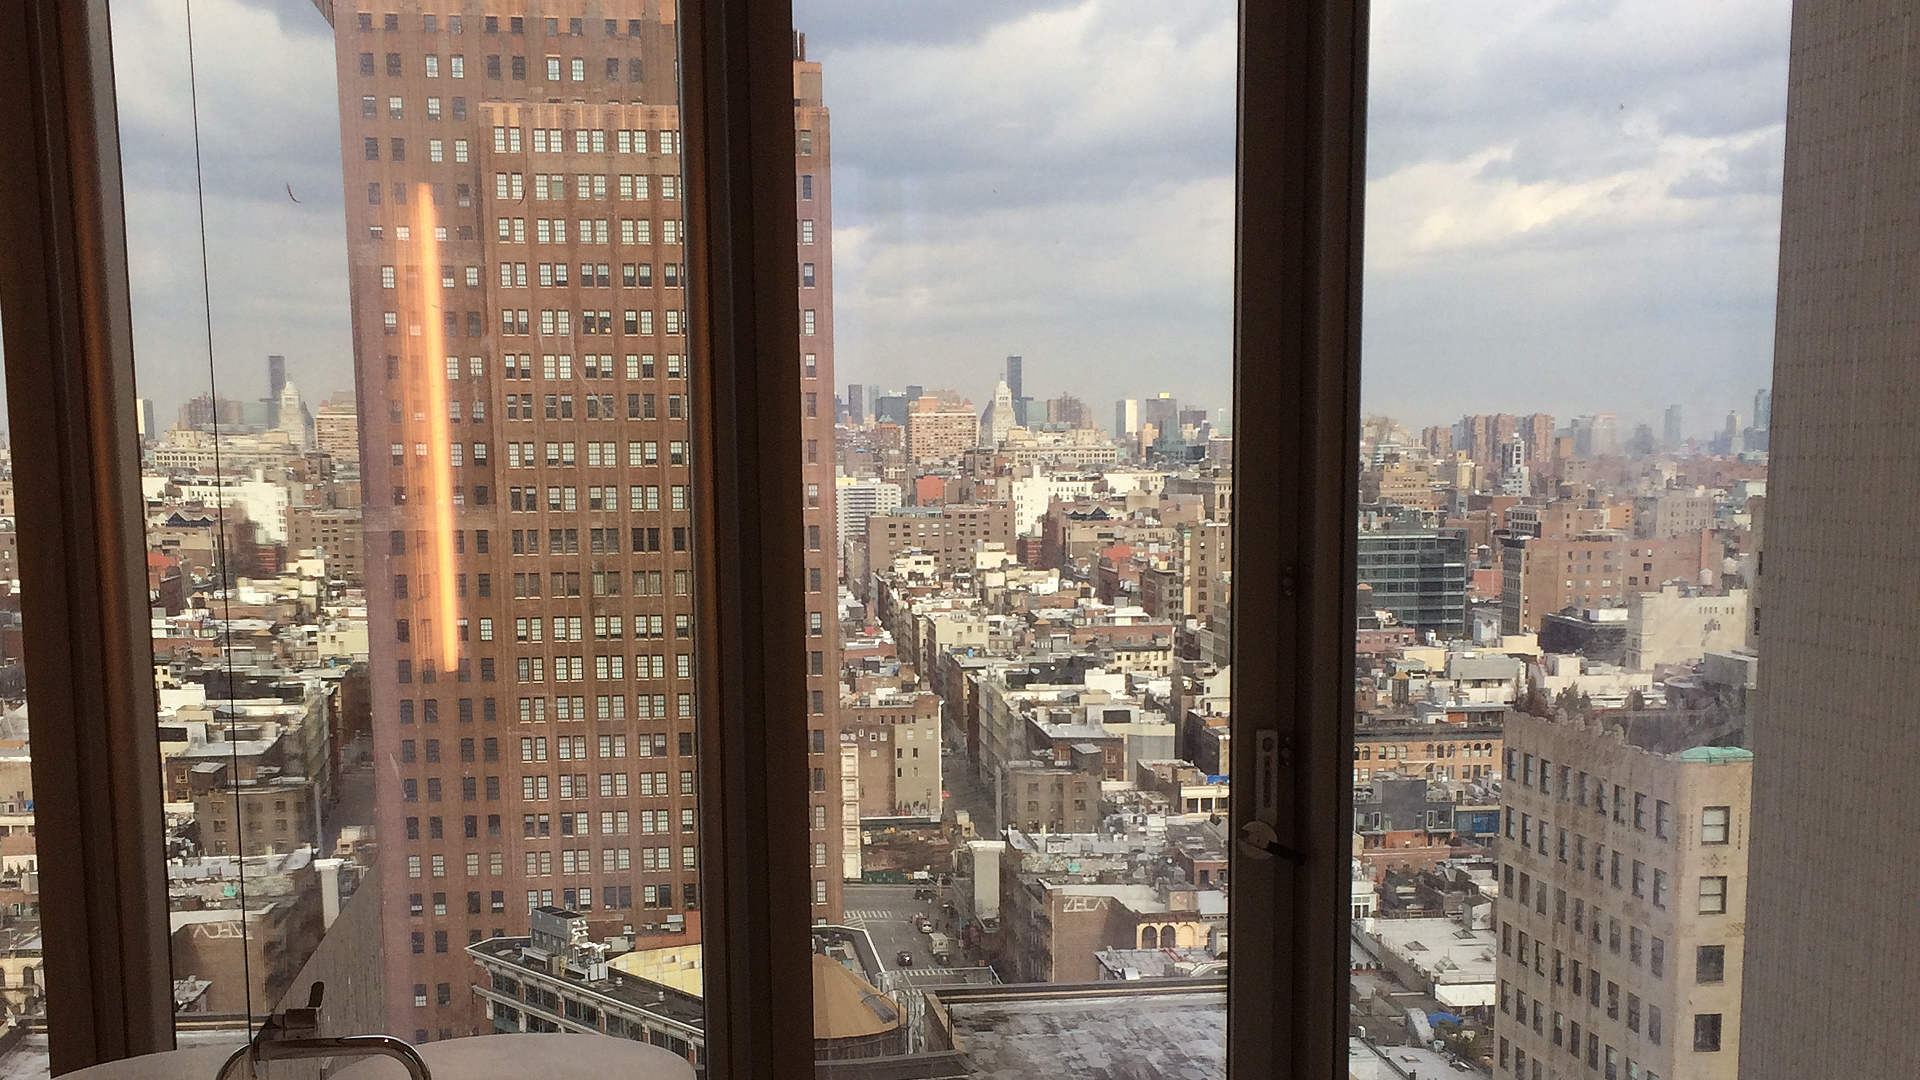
[16, 0, 1789, 438]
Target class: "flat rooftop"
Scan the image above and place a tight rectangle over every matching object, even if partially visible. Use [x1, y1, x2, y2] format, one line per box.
[939, 983, 1224, 1079]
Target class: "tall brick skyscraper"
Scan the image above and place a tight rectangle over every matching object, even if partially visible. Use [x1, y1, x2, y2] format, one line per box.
[318, 1, 840, 1040]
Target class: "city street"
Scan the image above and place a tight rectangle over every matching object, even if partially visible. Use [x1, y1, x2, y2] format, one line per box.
[842, 883, 953, 980]
[941, 734, 998, 835]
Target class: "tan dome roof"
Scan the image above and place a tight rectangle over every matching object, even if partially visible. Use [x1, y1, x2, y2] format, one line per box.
[811, 953, 900, 1040]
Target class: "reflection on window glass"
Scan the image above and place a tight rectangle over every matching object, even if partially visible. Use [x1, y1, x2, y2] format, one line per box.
[1355, 2, 1782, 1076]
[81, 0, 1238, 1072]
[799, 2, 1233, 1073]
[113, 0, 716, 1061]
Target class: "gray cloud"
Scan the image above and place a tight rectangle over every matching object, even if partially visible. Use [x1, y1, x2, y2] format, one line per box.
[1, 0, 1789, 448]
[113, 0, 352, 419]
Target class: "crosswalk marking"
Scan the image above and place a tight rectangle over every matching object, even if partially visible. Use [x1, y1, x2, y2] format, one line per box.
[843, 908, 893, 921]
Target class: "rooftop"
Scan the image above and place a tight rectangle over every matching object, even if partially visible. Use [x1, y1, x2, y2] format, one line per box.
[937, 983, 1224, 1080]
[467, 935, 707, 1030]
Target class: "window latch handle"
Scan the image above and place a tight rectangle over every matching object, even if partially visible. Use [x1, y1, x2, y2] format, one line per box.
[1238, 820, 1304, 864]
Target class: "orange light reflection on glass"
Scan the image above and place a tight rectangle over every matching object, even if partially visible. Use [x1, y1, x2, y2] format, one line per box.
[413, 183, 461, 669]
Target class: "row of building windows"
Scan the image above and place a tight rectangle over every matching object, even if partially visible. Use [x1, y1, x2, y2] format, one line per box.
[361, 93, 470, 121]
[501, 493, 688, 522]
[491, 262, 686, 288]
[485, 217, 683, 246]
[508, 653, 692, 682]
[1508, 750, 1732, 845]
[1356, 740, 1497, 760]
[509, 568, 693, 600]
[355, 49, 653, 90]
[352, 12, 663, 38]
[513, 847, 694, 874]
[500, 353, 686, 379]
[491, 308, 690, 338]
[393, 693, 693, 731]
[397, 769, 696, 804]
[490, 171, 681, 201]
[504, 611, 690, 640]
[495, 393, 684, 422]
[516, 733, 686, 759]
[515, 693, 693, 722]
[364, 136, 471, 163]
[491, 126, 680, 156]
[1503, 812, 1708, 909]
[515, 772, 694, 799]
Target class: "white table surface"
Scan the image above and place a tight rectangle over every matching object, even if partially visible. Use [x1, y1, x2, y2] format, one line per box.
[331, 1032, 697, 1080]
[56, 1033, 695, 1080]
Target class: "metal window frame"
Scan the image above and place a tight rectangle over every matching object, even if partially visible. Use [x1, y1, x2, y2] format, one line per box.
[0, 0, 1369, 1075]
[1225, 0, 1368, 1075]
[0, 0, 175, 1072]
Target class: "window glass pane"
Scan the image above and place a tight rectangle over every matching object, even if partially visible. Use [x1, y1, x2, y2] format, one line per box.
[109, 0, 704, 1063]
[1356, 1, 1780, 1073]
[796, 2, 1233, 1072]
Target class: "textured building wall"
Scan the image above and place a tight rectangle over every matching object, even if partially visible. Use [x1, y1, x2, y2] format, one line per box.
[1741, 3, 1920, 1075]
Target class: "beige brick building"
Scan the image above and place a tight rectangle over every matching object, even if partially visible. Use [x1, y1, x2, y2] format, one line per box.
[1495, 711, 1751, 1080]
[866, 503, 1015, 574]
[905, 394, 978, 463]
[841, 689, 941, 820]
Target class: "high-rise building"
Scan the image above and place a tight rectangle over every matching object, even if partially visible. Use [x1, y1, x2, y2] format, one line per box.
[794, 37, 850, 901]
[315, 399, 360, 463]
[268, 353, 288, 406]
[1494, 710, 1752, 1080]
[1044, 393, 1091, 430]
[319, 4, 839, 1040]
[1521, 413, 1555, 477]
[1140, 393, 1179, 435]
[1750, 388, 1770, 432]
[906, 394, 977, 463]
[873, 392, 908, 426]
[846, 382, 864, 425]
[834, 477, 902, 547]
[1663, 404, 1683, 451]
[1114, 398, 1139, 438]
[1354, 528, 1468, 634]
[980, 379, 1015, 447]
[1005, 354, 1029, 428]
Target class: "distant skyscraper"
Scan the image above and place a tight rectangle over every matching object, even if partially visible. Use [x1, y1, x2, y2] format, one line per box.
[1114, 398, 1140, 438]
[1140, 393, 1179, 434]
[981, 380, 1015, 447]
[135, 398, 155, 440]
[1005, 355, 1029, 428]
[847, 383, 865, 424]
[1499, 439, 1528, 495]
[267, 354, 288, 428]
[276, 380, 314, 451]
[874, 393, 910, 426]
[1630, 422, 1655, 458]
[1663, 404, 1684, 450]
[1753, 387, 1772, 431]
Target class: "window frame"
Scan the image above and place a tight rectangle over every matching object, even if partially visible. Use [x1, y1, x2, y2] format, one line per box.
[0, 0, 1369, 1076]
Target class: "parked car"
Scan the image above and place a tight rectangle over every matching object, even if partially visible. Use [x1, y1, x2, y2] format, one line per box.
[915, 916, 935, 933]
[896, 951, 914, 967]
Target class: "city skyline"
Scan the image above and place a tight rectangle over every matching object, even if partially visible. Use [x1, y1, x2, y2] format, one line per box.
[72, 0, 1789, 437]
